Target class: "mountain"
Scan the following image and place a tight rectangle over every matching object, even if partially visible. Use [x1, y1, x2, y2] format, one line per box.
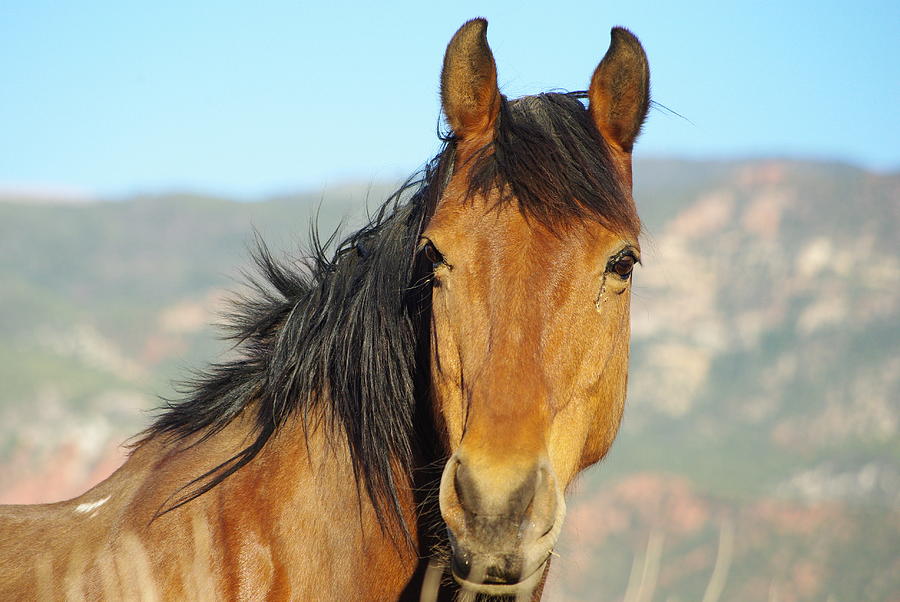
[1, 159, 897, 600]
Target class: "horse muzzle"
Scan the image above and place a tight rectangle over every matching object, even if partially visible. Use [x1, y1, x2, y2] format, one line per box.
[438, 453, 565, 595]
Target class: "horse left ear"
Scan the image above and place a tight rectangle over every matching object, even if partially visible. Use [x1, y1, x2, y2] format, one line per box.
[588, 27, 650, 155]
[441, 18, 501, 141]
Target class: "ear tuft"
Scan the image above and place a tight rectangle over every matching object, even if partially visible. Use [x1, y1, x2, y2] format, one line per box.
[589, 27, 650, 154]
[440, 18, 501, 140]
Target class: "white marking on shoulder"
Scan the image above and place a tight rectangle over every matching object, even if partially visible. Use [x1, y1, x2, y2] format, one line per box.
[75, 495, 111, 514]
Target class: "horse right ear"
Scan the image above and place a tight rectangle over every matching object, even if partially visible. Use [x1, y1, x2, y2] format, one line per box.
[441, 18, 501, 141]
[588, 27, 650, 155]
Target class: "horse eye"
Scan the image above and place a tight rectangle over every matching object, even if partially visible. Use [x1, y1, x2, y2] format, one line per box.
[611, 254, 636, 279]
[422, 241, 445, 268]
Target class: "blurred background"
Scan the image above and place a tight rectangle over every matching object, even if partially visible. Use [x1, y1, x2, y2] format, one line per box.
[1, 1, 898, 600]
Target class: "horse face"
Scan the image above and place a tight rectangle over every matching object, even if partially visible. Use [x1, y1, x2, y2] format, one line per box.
[424, 194, 637, 591]
[428, 19, 648, 595]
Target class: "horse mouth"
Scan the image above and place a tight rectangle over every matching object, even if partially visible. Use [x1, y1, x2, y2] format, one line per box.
[450, 556, 549, 596]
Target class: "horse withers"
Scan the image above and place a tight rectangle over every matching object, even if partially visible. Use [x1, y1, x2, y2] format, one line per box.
[0, 18, 649, 601]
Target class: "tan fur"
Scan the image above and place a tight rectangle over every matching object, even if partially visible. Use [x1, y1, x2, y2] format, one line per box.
[0, 413, 419, 599]
[426, 165, 639, 597]
[427, 178, 637, 483]
[430, 21, 647, 597]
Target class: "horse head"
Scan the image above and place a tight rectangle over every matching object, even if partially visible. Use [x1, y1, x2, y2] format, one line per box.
[425, 18, 649, 596]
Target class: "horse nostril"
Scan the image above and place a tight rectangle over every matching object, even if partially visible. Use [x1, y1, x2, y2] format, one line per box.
[510, 474, 537, 521]
[453, 459, 480, 517]
[450, 547, 472, 580]
[528, 462, 558, 538]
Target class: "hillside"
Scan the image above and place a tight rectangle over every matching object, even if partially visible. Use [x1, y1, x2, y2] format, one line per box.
[549, 159, 900, 600]
[1, 159, 897, 600]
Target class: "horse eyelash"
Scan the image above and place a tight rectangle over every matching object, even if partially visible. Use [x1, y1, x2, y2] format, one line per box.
[418, 239, 452, 270]
[606, 248, 641, 271]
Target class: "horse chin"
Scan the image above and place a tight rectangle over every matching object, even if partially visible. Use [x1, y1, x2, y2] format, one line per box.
[450, 556, 549, 597]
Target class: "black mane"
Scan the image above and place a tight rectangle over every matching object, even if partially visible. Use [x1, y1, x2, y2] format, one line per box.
[143, 91, 638, 537]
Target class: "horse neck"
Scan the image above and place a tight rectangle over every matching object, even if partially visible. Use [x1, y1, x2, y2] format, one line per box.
[131, 407, 422, 596]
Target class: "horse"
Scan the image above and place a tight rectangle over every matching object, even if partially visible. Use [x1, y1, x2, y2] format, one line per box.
[0, 18, 649, 601]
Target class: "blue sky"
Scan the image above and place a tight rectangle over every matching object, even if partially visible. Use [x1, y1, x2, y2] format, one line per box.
[1, 0, 897, 198]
